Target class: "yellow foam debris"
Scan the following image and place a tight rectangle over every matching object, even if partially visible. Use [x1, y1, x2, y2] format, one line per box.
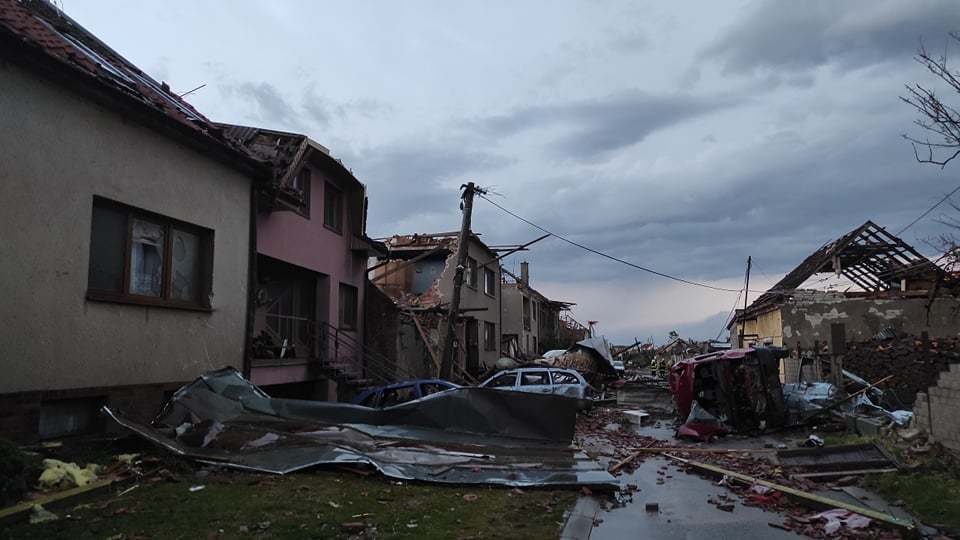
[114, 453, 139, 465]
[37, 459, 99, 489]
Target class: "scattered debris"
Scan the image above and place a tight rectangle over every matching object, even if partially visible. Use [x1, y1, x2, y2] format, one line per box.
[28, 504, 58, 524]
[189, 485, 205, 492]
[38, 459, 99, 489]
[810, 509, 872, 535]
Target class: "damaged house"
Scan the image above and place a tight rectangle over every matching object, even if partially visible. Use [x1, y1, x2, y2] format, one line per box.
[367, 232, 501, 381]
[218, 124, 387, 398]
[728, 220, 960, 384]
[0, 1, 269, 440]
[500, 262, 576, 358]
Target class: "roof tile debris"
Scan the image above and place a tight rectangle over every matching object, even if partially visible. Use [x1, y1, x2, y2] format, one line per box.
[740, 220, 955, 320]
[0, 0, 255, 164]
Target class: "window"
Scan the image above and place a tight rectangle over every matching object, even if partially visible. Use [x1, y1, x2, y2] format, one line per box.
[420, 382, 452, 396]
[520, 371, 550, 386]
[551, 371, 580, 385]
[87, 197, 212, 309]
[466, 257, 478, 288]
[483, 267, 496, 296]
[324, 182, 343, 233]
[486, 372, 517, 388]
[339, 283, 358, 330]
[522, 297, 531, 331]
[533, 336, 538, 354]
[285, 167, 311, 215]
[484, 321, 496, 351]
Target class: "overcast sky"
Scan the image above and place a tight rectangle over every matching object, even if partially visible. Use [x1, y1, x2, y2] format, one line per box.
[66, 0, 960, 343]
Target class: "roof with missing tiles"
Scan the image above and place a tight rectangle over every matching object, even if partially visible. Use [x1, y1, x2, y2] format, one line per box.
[0, 0, 262, 172]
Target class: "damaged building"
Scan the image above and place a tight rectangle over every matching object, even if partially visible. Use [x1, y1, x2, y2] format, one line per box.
[729, 220, 960, 384]
[218, 124, 386, 399]
[0, 1, 269, 440]
[500, 261, 577, 358]
[366, 232, 502, 381]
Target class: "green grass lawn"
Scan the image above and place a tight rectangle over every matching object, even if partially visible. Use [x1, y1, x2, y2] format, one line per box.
[818, 431, 960, 531]
[3, 469, 576, 539]
[866, 471, 960, 531]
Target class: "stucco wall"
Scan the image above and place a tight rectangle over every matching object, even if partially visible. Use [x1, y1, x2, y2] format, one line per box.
[256, 163, 367, 342]
[0, 62, 252, 393]
[500, 284, 542, 355]
[436, 238, 501, 369]
[780, 292, 960, 348]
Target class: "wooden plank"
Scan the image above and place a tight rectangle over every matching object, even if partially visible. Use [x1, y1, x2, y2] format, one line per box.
[663, 454, 915, 531]
[0, 477, 119, 523]
[791, 468, 898, 480]
[408, 313, 441, 376]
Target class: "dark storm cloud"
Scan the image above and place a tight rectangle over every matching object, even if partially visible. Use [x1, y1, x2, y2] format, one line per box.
[474, 91, 738, 160]
[481, 121, 952, 288]
[343, 141, 515, 234]
[303, 85, 393, 127]
[706, 0, 960, 74]
[228, 81, 305, 130]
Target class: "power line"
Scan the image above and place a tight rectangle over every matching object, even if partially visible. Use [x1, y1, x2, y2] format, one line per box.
[897, 181, 960, 234]
[716, 287, 744, 340]
[477, 193, 744, 293]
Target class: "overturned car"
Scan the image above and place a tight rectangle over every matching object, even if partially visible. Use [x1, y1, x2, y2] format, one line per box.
[669, 347, 788, 440]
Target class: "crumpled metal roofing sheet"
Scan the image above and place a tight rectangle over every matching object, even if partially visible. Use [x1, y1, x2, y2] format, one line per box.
[106, 368, 616, 489]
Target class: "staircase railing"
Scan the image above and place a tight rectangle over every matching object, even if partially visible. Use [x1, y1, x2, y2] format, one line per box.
[254, 313, 420, 389]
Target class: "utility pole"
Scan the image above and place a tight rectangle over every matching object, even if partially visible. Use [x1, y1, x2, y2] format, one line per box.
[738, 256, 752, 348]
[440, 182, 483, 380]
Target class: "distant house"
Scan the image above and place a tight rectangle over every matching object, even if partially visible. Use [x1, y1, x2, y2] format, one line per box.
[650, 337, 705, 375]
[728, 221, 960, 383]
[0, 1, 268, 440]
[218, 124, 386, 397]
[368, 232, 501, 381]
[500, 262, 577, 358]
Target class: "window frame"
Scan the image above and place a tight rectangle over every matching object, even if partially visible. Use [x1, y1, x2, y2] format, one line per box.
[323, 181, 344, 234]
[483, 267, 496, 297]
[486, 372, 517, 388]
[281, 166, 311, 218]
[86, 196, 214, 311]
[339, 282, 359, 330]
[466, 257, 478, 289]
[520, 370, 551, 386]
[483, 321, 496, 351]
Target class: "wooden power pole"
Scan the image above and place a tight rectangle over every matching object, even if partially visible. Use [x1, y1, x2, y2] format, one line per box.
[739, 256, 752, 348]
[440, 182, 483, 380]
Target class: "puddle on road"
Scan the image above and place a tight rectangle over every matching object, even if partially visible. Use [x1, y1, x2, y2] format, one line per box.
[591, 457, 800, 540]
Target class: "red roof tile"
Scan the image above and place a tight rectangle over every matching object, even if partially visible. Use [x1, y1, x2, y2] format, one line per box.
[0, 0, 259, 167]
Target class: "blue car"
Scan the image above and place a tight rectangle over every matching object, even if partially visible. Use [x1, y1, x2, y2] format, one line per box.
[351, 379, 460, 408]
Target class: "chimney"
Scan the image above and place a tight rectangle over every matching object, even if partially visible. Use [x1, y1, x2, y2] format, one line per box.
[520, 261, 529, 285]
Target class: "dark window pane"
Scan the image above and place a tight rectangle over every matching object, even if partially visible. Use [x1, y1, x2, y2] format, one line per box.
[88, 203, 126, 291]
[171, 229, 200, 301]
[324, 183, 342, 232]
[488, 372, 516, 387]
[339, 283, 358, 329]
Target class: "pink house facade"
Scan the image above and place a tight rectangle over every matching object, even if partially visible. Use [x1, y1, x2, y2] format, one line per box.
[220, 124, 385, 397]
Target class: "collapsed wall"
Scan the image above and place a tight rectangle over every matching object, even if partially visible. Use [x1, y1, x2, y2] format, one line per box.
[844, 336, 960, 406]
[914, 363, 960, 452]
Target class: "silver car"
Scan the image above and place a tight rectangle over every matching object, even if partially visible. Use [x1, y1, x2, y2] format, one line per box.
[480, 367, 589, 399]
